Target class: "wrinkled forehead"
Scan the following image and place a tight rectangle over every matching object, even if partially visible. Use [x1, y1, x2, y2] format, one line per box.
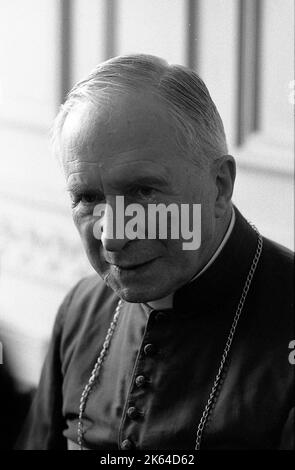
[60, 91, 177, 165]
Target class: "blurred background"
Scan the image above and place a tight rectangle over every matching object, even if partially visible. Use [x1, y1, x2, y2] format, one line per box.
[0, 0, 294, 391]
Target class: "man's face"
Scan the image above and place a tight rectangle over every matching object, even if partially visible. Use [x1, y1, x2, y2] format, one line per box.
[61, 91, 218, 302]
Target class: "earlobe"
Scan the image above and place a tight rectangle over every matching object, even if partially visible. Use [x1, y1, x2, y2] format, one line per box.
[214, 155, 236, 218]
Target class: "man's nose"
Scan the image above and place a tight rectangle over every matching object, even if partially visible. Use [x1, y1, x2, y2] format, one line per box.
[100, 196, 129, 252]
[101, 232, 129, 252]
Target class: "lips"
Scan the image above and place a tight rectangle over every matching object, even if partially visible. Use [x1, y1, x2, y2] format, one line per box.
[110, 258, 157, 270]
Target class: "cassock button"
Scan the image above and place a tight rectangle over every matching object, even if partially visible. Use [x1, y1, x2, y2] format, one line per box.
[121, 439, 134, 450]
[127, 406, 140, 419]
[144, 343, 156, 356]
[135, 375, 146, 387]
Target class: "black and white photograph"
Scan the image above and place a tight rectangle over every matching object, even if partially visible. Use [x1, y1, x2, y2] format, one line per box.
[0, 0, 294, 455]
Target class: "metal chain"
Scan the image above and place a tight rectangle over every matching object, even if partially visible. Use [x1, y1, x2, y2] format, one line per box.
[77, 299, 123, 450]
[195, 224, 263, 450]
[77, 224, 263, 451]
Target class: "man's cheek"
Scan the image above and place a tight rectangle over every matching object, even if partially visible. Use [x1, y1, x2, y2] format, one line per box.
[83, 237, 107, 275]
[74, 218, 102, 259]
[74, 214, 96, 242]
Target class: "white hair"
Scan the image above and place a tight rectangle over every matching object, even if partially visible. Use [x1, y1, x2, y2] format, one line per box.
[52, 54, 228, 167]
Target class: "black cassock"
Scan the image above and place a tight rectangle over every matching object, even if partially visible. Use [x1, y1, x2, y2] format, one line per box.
[0, 359, 33, 449]
[16, 208, 294, 450]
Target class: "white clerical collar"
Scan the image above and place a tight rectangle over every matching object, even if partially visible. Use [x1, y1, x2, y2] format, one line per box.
[146, 206, 236, 311]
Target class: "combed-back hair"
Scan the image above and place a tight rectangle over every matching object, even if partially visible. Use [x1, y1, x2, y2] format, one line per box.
[52, 54, 228, 167]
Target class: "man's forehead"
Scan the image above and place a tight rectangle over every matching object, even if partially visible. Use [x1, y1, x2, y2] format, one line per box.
[61, 92, 174, 160]
[99, 158, 171, 183]
[66, 159, 172, 193]
[65, 152, 175, 190]
[61, 96, 187, 183]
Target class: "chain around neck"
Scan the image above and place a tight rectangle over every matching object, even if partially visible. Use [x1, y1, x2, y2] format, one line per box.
[77, 224, 263, 450]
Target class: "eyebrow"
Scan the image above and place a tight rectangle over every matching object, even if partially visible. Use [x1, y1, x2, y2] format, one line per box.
[67, 174, 169, 194]
[124, 174, 169, 188]
[66, 182, 102, 195]
[66, 175, 168, 193]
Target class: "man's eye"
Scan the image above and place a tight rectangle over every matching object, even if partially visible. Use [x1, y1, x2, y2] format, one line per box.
[81, 194, 99, 204]
[71, 193, 103, 206]
[131, 186, 156, 199]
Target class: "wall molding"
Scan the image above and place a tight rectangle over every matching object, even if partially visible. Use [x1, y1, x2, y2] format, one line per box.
[233, 131, 294, 178]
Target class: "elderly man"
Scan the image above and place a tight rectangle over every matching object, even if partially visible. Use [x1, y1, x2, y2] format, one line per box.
[18, 54, 294, 450]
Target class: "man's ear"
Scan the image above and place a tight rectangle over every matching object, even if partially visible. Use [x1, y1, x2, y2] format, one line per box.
[212, 155, 236, 218]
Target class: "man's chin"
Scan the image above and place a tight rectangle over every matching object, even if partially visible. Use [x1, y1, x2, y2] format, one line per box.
[106, 279, 173, 304]
[97, 261, 188, 303]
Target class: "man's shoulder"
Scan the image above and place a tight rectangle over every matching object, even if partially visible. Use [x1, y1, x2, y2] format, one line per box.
[261, 235, 294, 277]
[256, 235, 294, 315]
[56, 274, 119, 337]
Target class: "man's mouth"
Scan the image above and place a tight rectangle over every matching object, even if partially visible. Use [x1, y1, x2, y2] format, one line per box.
[109, 258, 157, 271]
